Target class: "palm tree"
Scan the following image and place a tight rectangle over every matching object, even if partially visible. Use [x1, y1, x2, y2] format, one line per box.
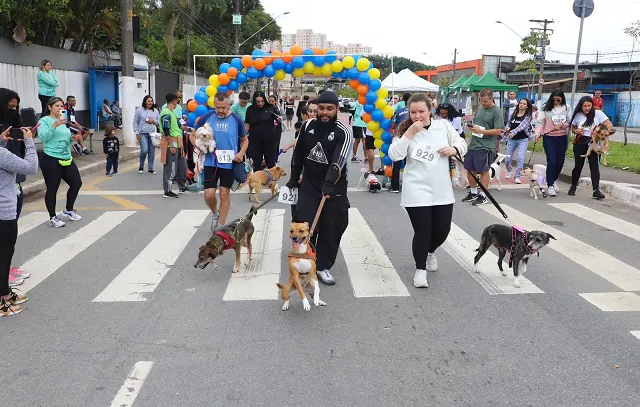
[65, 0, 119, 54]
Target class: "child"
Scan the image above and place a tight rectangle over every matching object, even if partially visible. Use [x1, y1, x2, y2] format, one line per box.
[282, 121, 303, 153]
[102, 125, 120, 176]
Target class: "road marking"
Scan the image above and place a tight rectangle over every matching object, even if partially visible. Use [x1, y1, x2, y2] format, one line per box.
[100, 194, 149, 210]
[78, 187, 374, 196]
[109, 361, 154, 407]
[631, 331, 640, 341]
[549, 203, 640, 242]
[480, 204, 640, 291]
[18, 211, 135, 294]
[18, 212, 49, 236]
[93, 210, 209, 302]
[443, 223, 544, 295]
[340, 208, 410, 297]
[223, 209, 285, 301]
[579, 292, 640, 311]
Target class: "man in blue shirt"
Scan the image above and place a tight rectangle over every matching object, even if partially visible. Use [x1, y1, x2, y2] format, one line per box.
[191, 92, 248, 230]
[389, 92, 411, 192]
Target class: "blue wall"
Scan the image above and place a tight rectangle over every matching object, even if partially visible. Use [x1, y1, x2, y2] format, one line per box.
[88, 68, 120, 129]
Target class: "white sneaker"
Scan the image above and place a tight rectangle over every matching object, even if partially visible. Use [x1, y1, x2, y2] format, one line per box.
[514, 177, 521, 184]
[59, 210, 82, 221]
[426, 253, 438, 272]
[505, 171, 511, 179]
[547, 186, 557, 196]
[413, 269, 428, 288]
[49, 217, 66, 228]
[553, 182, 560, 192]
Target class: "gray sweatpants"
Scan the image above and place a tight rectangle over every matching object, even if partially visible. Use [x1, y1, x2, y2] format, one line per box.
[163, 147, 187, 193]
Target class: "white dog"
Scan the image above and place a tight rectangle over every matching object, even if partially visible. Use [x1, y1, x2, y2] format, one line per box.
[488, 153, 508, 190]
[194, 123, 215, 182]
[522, 168, 547, 200]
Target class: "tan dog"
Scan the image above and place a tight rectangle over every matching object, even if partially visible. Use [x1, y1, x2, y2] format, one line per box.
[581, 124, 610, 166]
[276, 221, 326, 311]
[247, 165, 286, 203]
[522, 168, 547, 200]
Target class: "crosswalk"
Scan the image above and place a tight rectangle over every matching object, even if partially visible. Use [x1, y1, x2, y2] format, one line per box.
[13, 199, 640, 314]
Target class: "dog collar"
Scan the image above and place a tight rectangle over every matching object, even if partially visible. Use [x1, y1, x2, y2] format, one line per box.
[288, 245, 316, 262]
[215, 231, 236, 251]
[263, 169, 274, 182]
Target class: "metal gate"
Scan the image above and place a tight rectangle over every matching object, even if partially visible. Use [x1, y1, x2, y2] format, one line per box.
[154, 69, 180, 104]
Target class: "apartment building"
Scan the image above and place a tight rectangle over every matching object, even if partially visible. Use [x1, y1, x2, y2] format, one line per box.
[260, 29, 371, 55]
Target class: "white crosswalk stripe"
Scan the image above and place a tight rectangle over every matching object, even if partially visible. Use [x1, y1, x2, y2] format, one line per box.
[109, 361, 154, 407]
[17, 211, 49, 236]
[549, 203, 640, 242]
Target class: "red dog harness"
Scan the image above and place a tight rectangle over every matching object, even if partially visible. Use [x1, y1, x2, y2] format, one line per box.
[215, 231, 236, 250]
[509, 225, 537, 267]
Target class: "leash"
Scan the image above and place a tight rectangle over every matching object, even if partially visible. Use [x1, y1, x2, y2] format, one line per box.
[309, 195, 327, 236]
[526, 136, 540, 168]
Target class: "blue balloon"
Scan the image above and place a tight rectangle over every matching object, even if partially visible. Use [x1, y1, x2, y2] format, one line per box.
[381, 143, 390, 155]
[188, 112, 197, 127]
[272, 59, 285, 70]
[218, 85, 228, 93]
[195, 105, 208, 116]
[380, 119, 392, 131]
[284, 63, 294, 73]
[347, 67, 360, 79]
[363, 104, 375, 113]
[246, 67, 259, 79]
[359, 73, 370, 85]
[228, 80, 239, 91]
[251, 49, 263, 59]
[326, 51, 338, 63]
[400, 160, 406, 169]
[340, 70, 349, 79]
[219, 63, 230, 73]
[236, 72, 247, 84]
[381, 131, 393, 144]
[313, 56, 325, 67]
[369, 79, 381, 91]
[292, 56, 305, 69]
[353, 55, 361, 62]
[194, 91, 208, 105]
[199, 86, 207, 92]
[365, 91, 377, 104]
[302, 49, 314, 61]
[382, 155, 392, 166]
[231, 58, 243, 70]
[332, 71, 340, 78]
[371, 109, 384, 122]
[263, 65, 275, 78]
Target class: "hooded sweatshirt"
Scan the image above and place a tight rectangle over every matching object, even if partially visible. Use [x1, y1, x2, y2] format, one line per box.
[535, 104, 570, 137]
[0, 138, 38, 220]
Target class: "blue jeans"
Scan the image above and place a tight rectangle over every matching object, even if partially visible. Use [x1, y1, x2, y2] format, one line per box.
[139, 133, 155, 170]
[504, 138, 529, 177]
[543, 135, 568, 187]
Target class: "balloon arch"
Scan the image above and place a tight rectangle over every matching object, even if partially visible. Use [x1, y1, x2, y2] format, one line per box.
[188, 46, 398, 174]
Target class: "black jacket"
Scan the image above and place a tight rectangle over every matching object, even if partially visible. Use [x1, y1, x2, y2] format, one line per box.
[289, 118, 353, 198]
[103, 136, 120, 155]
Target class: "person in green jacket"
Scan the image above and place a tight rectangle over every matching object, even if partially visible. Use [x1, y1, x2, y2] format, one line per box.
[37, 59, 60, 118]
[160, 93, 187, 198]
[37, 97, 83, 228]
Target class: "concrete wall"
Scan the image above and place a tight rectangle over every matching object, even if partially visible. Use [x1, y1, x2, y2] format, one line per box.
[616, 91, 640, 128]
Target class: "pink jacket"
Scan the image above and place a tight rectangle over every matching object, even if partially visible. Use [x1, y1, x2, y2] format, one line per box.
[535, 106, 570, 137]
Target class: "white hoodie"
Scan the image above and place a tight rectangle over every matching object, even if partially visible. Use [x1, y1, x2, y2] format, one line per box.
[388, 119, 468, 207]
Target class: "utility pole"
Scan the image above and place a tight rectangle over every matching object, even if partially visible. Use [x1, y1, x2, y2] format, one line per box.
[452, 48, 457, 79]
[234, 0, 241, 54]
[185, 0, 191, 70]
[530, 18, 554, 104]
[120, 0, 136, 147]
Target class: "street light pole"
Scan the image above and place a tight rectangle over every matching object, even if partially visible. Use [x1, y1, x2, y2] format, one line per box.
[495, 21, 523, 39]
[569, 1, 589, 110]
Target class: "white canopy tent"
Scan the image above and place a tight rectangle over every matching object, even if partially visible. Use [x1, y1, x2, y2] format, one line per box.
[381, 68, 440, 92]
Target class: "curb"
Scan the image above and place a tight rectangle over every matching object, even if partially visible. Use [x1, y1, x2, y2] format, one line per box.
[22, 149, 141, 199]
[534, 164, 640, 209]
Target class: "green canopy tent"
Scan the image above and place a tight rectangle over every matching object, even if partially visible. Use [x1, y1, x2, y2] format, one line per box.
[457, 73, 481, 91]
[468, 72, 518, 92]
[445, 74, 469, 92]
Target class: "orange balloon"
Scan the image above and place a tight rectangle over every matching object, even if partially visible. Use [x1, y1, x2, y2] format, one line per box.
[263, 55, 273, 65]
[358, 96, 368, 105]
[271, 50, 282, 58]
[362, 112, 371, 122]
[227, 67, 238, 78]
[187, 99, 198, 112]
[241, 55, 253, 68]
[281, 52, 293, 63]
[254, 58, 266, 70]
[349, 79, 359, 89]
[357, 84, 369, 96]
[228, 89, 233, 95]
[290, 45, 303, 55]
[321, 48, 330, 54]
[384, 165, 393, 178]
[218, 73, 230, 85]
[312, 47, 322, 55]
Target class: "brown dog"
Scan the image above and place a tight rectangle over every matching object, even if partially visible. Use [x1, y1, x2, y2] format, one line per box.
[581, 124, 610, 165]
[247, 165, 286, 203]
[276, 221, 326, 311]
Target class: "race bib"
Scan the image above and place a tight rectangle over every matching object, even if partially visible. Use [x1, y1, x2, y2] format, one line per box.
[278, 186, 298, 205]
[471, 125, 485, 138]
[215, 150, 234, 164]
[411, 145, 440, 167]
[551, 115, 566, 125]
[70, 114, 76, 123]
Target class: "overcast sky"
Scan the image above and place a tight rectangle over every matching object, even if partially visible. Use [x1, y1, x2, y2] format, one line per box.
[260, 0, 640, 67]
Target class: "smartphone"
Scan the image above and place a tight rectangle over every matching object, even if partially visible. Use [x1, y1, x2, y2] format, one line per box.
[467, 121, 475, 127]
[60, 109, 67, 118]
[31, 122, 41, 133]
[10, 128, 23, 139]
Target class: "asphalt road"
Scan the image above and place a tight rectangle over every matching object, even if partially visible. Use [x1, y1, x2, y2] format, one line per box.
[4, 127, 640, 407]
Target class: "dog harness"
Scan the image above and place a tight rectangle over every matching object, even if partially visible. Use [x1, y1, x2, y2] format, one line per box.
[288, 245, 317, 262]
[263, 169, 274, 182]
[215, 231, 236, 251]
[509, 225, 537, 268]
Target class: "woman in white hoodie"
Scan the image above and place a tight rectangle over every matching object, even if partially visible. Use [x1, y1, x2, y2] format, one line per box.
[388, 94, 468, 288]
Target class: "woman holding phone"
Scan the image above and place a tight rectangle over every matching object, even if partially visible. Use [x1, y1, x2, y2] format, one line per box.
[0, 124, 38, 317]
[37, 97, 83, 228]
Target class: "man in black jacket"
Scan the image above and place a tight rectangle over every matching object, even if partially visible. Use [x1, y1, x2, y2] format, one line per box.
[286, 90, 353, 285]
[295, 95, 309, 122]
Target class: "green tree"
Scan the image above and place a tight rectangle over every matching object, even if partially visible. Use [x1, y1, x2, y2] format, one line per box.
[366, 55, 434, 78]
[623, 20, 640, 145]
[517, 32, 546, 98]
[336, 88, 357, 99]
[0, 0, 71, 47]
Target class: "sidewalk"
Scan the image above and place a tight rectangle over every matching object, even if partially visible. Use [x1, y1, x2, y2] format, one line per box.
[527, 150, 640, 208]
[22, 131, 140, 198]
[611, 127, 640, 144]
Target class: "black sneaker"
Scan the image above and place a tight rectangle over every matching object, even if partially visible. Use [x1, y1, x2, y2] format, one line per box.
[163, 191, 179, 198]
[462, 192, 478, 202]
[593, 190, 605, 200]
[139, 166, 144, 174]
[148, 169, 156, 174]
[472, 195, 488, 206]
[568, 186, 577, 196]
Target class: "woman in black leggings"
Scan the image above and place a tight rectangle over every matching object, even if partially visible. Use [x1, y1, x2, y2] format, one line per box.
[245, 91, 280, 171]
[37, 97, 83, 228]
[387, 93, 468, 288]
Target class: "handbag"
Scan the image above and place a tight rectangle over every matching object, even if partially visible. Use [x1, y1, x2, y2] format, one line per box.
[150, 132, 162, 147]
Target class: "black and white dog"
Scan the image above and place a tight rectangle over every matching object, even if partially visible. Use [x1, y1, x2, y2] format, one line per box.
[474, 224, 556, 288]
[488, 153, 509, 190]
